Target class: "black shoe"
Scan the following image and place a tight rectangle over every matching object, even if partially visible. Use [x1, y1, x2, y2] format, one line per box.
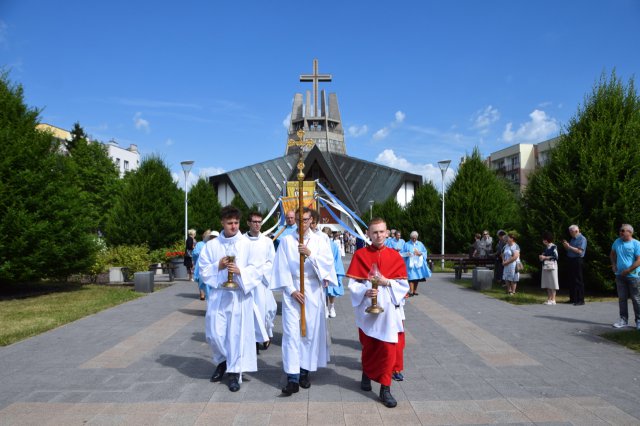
[379, 385, 397, 408]
[299, 369, 311, 389]
[574, 301, 585, 306]
[360, 372, 372, 391]
[282, 381, 299, 396]
[262, 340, 271, 350]
[256, 342, 260, 355]
[210, 361, 227, 382]
[227, 373, 240, 392]
[563, 300, 575, 304]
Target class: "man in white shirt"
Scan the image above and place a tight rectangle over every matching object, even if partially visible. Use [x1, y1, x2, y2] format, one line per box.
[245, 211, 277, 352]
[270, 207, 338, 395]
[199, 206, 261, 392]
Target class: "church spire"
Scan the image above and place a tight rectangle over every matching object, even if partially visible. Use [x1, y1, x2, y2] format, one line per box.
[287, 59, 346, 156]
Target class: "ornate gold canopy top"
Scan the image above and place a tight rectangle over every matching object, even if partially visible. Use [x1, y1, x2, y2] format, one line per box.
[287, 129, 315, 181]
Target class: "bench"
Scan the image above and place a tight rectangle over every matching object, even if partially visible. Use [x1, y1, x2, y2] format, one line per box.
[427, 254, 495, 279]
[148, 263, 177, 282]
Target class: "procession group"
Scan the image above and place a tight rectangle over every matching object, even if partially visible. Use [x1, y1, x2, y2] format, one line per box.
[195, 205, 423, 408]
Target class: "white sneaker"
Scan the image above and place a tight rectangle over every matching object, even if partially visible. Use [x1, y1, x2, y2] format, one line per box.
[325, 306, 329, 319]
[550, 300, 556, 305]
[613, 318, 628, 328]
[543, 301, 552, 305]
[329, 306, 336, 318]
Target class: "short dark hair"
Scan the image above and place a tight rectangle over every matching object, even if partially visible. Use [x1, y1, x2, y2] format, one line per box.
[541, 231, 554, 242]
[221, 205, 241, 221]
[248, 211, 262, 221]
[309, 209, 320, 224]
[295, 207, 312, 217]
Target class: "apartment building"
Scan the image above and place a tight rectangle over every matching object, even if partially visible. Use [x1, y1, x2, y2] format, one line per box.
[36, 123, 140, 177]
[485, 137, 559, 192]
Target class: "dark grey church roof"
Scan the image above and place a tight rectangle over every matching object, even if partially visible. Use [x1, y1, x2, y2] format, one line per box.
[209, 146, 422, 216]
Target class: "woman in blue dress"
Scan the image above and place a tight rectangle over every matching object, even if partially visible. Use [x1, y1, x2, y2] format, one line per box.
[502, 233, 521, 295]
[323, 227, 345, 318]
[402, 231, 432, 297]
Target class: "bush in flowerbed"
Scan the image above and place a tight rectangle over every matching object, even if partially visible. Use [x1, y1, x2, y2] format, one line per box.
[91, 244, 151, 276]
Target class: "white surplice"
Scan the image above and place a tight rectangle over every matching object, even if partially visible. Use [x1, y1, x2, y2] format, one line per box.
[199, 231, 261, 377]
[270, 231, 338, 374]
[348, 277, 409, 343]
[245, 232, 276, 342]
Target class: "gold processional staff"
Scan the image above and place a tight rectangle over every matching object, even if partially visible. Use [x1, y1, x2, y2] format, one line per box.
[287, 130, 314, 337]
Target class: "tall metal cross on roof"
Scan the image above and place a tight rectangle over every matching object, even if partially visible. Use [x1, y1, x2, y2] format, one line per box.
[299, 58, 332, 117]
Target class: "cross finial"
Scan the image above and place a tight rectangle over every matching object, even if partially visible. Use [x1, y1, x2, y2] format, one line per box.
[299, 59, 332, 117]
[287, 130, 314, 180]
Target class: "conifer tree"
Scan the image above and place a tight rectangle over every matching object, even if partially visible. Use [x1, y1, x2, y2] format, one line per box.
[523, 71, 640, 291]
[445, 148, 520, 253]
[0, 73, 96, 281]
[404, 181, 441, 253]
[104, 156, 182, 250]
[187, 177, 222, 236]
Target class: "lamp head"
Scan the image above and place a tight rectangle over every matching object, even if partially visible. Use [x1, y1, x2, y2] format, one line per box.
[437, 159, 451, 172]
[180, 160, 195, 173]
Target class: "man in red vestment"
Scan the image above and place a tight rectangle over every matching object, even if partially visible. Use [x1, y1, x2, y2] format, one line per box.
[346, 217, 409, 408]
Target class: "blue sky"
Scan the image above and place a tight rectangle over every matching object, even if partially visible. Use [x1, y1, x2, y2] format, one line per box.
[2, 1, 639, 190]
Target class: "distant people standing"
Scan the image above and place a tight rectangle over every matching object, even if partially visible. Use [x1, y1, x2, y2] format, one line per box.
[471, 233, 482, 258]
[539, 231, 559, 305]
[494, 230, 507, 285]
[479, 230, 493, 258]
[562, 225, 587, 305]
[502, 233, 520, 295]
[185, 229, 196, 282]
[610, 224, 640, 329]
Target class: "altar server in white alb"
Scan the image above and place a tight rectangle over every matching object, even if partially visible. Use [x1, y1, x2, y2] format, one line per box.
[199, 205, 261, 392]
[245, 211, 277, 352]
[270, 207, 338, 396]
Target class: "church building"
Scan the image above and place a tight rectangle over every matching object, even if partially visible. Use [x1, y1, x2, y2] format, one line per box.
[209, 59, 422, 222]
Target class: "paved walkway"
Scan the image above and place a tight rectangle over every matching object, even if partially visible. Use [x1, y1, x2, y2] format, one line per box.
[1, 267, 640, 425]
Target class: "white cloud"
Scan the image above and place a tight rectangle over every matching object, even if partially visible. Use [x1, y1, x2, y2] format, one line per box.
[133, 112, 150, 133]
[375, 149, 455, 190]
[395, 110, 406, 124]
[373, 127, 390, 140]
[348, 124, 368, 137]
[502, 109, 559, 143]
[471, 105, 500, 134]
[282, 113, 291, 128]
[165, 138, 174, 146]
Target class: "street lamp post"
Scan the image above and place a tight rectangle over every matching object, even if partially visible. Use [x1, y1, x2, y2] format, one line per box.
[437, 160, 451, 271]
[180, 161, 194, 242]
[368, 200, 374, 220]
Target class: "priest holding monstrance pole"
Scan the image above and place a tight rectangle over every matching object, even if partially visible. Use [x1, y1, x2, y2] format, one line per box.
[270, 130, 338, 396]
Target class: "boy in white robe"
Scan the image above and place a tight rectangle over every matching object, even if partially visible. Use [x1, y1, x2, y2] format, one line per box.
[270, 207, 338, 395]
[199, 205, 261, 392]
[245, 211, 277, 351]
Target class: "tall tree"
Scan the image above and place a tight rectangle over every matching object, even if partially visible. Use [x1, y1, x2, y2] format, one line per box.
[522, 71, 640, 291]
[104, 156, 182, 250]
[372, 197, 406, 233]
[0, 73, 97, 282]
[404, 181, 441, 253]
[188, 177, 222, 236]
[445, 148, 520, 253]
[67, 121, 88, 152]
[66, 123, 121, 233]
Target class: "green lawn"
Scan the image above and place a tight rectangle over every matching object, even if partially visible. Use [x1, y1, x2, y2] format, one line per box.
[453, 276, 617, 305]
[0, 282, 144, 346]
[601, 330, 640, 352]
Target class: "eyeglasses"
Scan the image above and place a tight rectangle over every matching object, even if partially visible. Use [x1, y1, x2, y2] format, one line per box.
[250, 220, 262, 224]
[620, 229, 631, 233]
